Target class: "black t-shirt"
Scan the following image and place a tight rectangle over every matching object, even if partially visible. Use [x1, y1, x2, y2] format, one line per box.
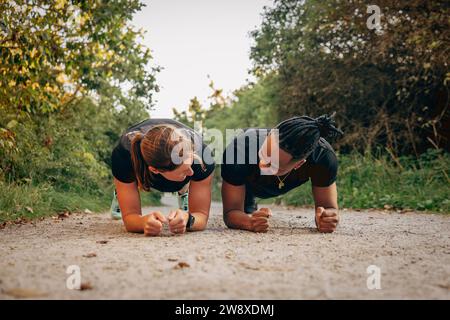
[221, 128, 338, 199]
[111, 119, 215, 192]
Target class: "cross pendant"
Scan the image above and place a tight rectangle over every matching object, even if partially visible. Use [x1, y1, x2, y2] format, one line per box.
[278, 181, 284, 189]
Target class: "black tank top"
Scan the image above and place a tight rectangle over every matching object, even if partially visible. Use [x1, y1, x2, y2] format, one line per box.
[111, 119, 215, 192]
[221, 128, 338, 198]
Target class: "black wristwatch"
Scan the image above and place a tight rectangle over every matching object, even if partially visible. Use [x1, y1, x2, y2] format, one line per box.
[186, 213, 195, 230]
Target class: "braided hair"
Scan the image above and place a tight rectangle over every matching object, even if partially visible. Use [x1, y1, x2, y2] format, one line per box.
[275, 112, 343, 160]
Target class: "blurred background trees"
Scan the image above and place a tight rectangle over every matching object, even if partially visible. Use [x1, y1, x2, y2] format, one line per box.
[1, 0, 448, 219]
[179, 0, 449, 156]
[0, 0, 159, 220]
[249, 0, 449, 155]
[0, 0, 158, 187]
[175, 0, 449, 212]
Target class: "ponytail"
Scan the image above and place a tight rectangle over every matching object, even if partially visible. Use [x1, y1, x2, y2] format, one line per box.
[314, 112, 344, 140]
[275, 112, 343, 159]
[130, 133, 152, 191]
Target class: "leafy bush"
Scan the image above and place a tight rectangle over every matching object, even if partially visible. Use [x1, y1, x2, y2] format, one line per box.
[250, 0, 450, 154]
[0, 1, 161, 221]
[279, 149, 450, 212]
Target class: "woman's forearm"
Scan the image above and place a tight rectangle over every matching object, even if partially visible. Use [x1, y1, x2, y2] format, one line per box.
[188, 212, 209, 231]
[123, 214, 146, 233]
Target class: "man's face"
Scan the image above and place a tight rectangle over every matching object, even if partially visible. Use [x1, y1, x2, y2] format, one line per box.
[258, 133, 306, 176]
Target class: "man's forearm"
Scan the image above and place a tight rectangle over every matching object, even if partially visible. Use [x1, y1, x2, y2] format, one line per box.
[223, 210, 252, 230]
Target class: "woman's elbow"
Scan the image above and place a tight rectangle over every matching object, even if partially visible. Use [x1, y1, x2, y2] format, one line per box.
[195, 224, 207, 232]
[194, 217, 209, 231]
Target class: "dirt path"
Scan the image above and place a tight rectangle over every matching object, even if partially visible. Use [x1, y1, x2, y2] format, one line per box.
[0, 194, 449, 299]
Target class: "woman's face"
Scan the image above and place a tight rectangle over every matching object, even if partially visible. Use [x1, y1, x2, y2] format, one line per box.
[149, 152, 194, 182]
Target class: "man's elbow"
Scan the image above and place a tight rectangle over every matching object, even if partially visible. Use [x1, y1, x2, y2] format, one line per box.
[222, 212, 235, 229]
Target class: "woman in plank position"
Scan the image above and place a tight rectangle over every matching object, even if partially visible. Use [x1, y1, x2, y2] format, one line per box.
[111, 119, 215, 236]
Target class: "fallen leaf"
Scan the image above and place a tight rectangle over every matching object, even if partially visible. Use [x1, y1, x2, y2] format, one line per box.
[437, 283, 450, 290]
[3, 288, 47, 298]
[25, 207, 34, 213]
[239, 263, 260, 271]
[83, 253, 97, 258]
[96, 240, 108, 244]
[14, 217, 29, 225]
[174, 262, 190, 269]
[225, 251, 234, 259]
[196, 255, 204, 261]
[57, 211, 70, 219]
[168, 257, 178, 262]
[84, 209, 92, 214]
[80, 282, 93, 291]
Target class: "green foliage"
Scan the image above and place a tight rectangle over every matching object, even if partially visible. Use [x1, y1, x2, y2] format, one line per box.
[279, 149, 450, 212]
[0, 0, 159, 152]
[174, 77, 280, 132]
[3, 0, 447, 222]
[0, 180, 160, 223]
[172, 96, 205, 127]
[176, 78, 449, 213]
[0, 0, 158, 111]
[0, 180, 112, 223]
[0, 1, 159, 221]
[250, 0, 450, 154]
[204, 76, 281, 131]
[245, 0, 450, 211]
[0, 97, 147, 190]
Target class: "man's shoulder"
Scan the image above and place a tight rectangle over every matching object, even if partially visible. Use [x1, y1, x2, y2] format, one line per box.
[309, 138, 337, 164]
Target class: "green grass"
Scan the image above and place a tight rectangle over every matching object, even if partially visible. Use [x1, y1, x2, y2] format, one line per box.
[212, 149, 450, 213]
[278, 149, 450, 213]
[1, 149, 448, 223]
[0, 181, 161, 223]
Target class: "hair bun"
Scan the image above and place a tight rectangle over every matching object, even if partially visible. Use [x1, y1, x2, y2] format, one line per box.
[315, 112, 343, 139]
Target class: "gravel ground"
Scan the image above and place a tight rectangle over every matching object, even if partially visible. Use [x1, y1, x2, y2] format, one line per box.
[0, 194, 449, 300]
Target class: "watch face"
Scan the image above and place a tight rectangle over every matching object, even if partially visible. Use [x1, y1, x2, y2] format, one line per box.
[187, 214, 195, 228]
